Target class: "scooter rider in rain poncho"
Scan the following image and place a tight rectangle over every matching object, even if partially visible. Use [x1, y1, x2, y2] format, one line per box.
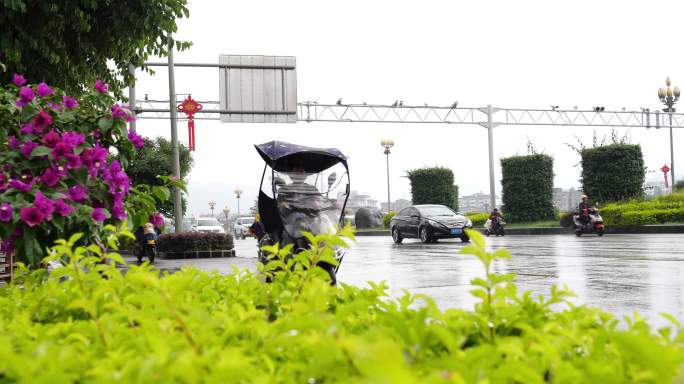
[578, 194, 592, 225]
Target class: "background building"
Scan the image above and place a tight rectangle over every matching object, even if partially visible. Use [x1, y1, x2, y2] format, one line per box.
[552, 188, 583, 212]
[459, 192, 501, 212]
[343, 191, 379, 215]
[381, 199, 411, 213]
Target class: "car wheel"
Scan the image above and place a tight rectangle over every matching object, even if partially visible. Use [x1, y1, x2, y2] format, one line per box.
[420, 226, 431, 243]
[460, 235, 470, 243]
[392, 227, 403, 244]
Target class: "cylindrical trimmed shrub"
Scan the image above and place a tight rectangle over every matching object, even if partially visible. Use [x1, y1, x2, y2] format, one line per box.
[407, 167, 459, 211]
[500, 154, 555, 222]
[581, 144, 645, 202]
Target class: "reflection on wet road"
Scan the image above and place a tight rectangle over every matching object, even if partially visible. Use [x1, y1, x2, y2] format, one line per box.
[259, 234, 684, 327]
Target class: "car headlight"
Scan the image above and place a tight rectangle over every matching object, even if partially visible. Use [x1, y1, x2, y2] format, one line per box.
[465, 219, 472, 227]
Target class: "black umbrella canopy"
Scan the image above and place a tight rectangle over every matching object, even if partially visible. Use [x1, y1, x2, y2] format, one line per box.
[254, 140, 348, 173]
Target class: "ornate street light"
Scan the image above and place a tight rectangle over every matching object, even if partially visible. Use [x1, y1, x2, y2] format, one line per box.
[658, 76, 680, 189]
[222, 206, 230, 222]
[380, 139, 395, 212]
[208, 200, 216, 217]
[234, 187, 243, 217]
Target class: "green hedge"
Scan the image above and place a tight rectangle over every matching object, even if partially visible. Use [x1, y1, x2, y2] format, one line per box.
[407, 167, 458, 211]
[383, 211, 396, 228]
[466, 212, 489, 226]
[500, 154, 555, 222]
[157, 232, 234, 252]
[1, 229, 682, 382]
[581, 144, 645, 202]
[600, 192, 684, 225]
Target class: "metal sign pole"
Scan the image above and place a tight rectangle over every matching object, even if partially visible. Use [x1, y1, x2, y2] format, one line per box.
[128, 63, 137, 131]
[167, 37, 183, 233]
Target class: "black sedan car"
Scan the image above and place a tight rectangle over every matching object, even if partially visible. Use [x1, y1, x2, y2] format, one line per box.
[389, 204, 472, 243]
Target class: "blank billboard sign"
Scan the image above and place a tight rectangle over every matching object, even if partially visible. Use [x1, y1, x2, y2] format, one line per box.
[218, 55, 297, 123]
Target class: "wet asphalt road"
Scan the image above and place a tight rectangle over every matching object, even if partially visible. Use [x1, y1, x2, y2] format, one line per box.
[227, 234, 684, 327]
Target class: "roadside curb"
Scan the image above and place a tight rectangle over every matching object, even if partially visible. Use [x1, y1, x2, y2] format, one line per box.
[356, 225, 684, 236]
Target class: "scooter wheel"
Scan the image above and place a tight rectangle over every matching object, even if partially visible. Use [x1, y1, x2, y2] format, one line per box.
[575, 231, 582, 237]
[485, 230, 490, 237]
[597, 229, 604, 237]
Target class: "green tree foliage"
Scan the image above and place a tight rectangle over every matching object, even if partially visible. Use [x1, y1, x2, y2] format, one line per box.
[407, 167, 458, 211]
[125, 137, 193, 218]
[0, 1, 191, 98]
[500, 154, 555, 222]
[581, 144, 645, 202]
[1, 228, 683, 382]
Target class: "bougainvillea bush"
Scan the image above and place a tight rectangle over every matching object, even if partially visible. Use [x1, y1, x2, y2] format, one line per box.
[0, 73, 169, 266]
[0, 228, 682, 382]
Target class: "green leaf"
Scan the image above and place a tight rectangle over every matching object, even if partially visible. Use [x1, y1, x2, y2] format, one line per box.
[31, 145, 52, 157]
[98, 117, 113, 132]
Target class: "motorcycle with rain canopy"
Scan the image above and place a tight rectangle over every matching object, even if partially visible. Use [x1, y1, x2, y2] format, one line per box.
[254, 140, 350, 284]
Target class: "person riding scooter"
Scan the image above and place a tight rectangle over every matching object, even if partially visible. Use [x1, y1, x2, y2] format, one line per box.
[578, 195, 593, 226]
[489, 208, 503, 229]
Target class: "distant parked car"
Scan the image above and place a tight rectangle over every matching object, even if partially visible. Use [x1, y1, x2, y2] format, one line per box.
[233, 216, 255, 239]
[193, 217, 225, 234]
[389, 204, 472, 243]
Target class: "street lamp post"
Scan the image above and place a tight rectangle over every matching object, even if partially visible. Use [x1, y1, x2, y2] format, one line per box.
[223, 206, 230, 222]
[234, 187, 243, 217]
[380, 139, 394, 212]
[208, 201, 216, 217]
[658, 76, 680, 190]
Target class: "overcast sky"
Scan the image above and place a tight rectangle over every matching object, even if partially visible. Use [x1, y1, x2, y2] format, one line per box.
[132, 0, 684, 217]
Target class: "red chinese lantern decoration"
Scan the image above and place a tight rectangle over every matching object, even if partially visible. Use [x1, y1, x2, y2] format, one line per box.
[661, 164, 671, 189]
[177, 95, 203, 151]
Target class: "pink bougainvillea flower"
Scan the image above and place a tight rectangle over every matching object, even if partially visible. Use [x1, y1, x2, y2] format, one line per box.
[42, 130, 61, 148]
[62, 131, 85, 148]
[16, 86, 35, 107]
[8, 135, 20, 150]
[65, 153, 82, 170]
[20, 123, 35, 135]
[128, 129, 145, 149]
[0, 174, 7, 191]
[91, 208, 108, 222]
[9, 179, 32, 193]
[51, 142, 73, 159]
[37, 82, 54, 98]
[110, 104, 136, 123]
[150, 212, 164, 228]
[0, 238, 14, 253]
[63, 95, 78, 109]
[111, 104, 127, 119]
[32, 110, 53, 133]
[112, 193, 127, 220]
[103, 160, 130, 195]
[54, 199, 75, 217]
[48, 102, 63, 112]
[20, 141, 38, 159]
[20, 206, 44, 227]
[81, 144, 107, 177]
[41, 168, 61, 187]
[34, 191, 55, 220]
[12, 73, 26, 86]
[0, 202, 13, 222]
[68, 184, 87, 202]
[94, 80, 108, 94]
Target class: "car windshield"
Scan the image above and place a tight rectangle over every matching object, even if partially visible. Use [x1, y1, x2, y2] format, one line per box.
[197, 218, 220, 226]
[418, 206, 455, 217]
[241, 218, 254, 225]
